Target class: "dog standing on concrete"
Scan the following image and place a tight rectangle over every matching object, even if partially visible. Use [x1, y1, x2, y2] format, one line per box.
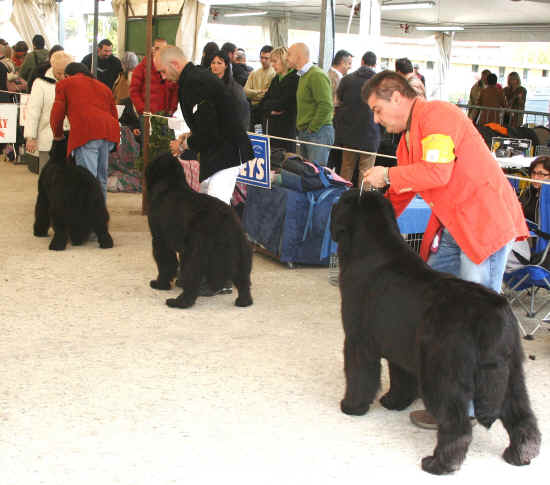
[145, 153, 253, 309]
[33, 139, 113, 251]
[330, 189, 540, 475]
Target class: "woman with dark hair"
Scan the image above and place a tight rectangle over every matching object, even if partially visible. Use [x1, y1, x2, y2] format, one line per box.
[503, 71, 527, 128]
[50, 60, 119, 199]
[520, 156, 550, 223]
[478, 73, 506, 125]
[64, 62, 95, 78]
[200, 41, 219, 69]
[210, 50, 250, 131]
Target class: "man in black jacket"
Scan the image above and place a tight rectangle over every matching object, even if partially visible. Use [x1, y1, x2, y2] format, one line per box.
[157, 45, 253, 205]
[81, 39, 122, 90]
[334, 51, 380, 186]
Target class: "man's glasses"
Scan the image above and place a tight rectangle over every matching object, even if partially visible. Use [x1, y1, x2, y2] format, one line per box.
[532, 171, 550, 177]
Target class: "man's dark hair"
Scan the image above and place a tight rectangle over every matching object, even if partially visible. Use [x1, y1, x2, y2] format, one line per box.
[13, 40, 29, 53]
[395, 57, 413, 75]
[362, 51, 376, 67]
[98, 39, 113, 49]
[332, 49, 352, 67]
[32, 35, 45, 50]
[48, 44, 64, 60]
[487, 73, 498, 86]
[260, 45, 273, 55]
[221, 42, 237, 56]
[362, 70, 417, 104]
[65, 62, 95, 78]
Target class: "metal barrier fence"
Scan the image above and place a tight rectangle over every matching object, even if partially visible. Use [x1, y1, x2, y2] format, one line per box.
[456, 103, 549, 127]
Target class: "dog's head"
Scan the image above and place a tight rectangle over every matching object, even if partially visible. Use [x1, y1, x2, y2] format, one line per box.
[47, 138, 69, 165]
[331, 189, 401, 258]
[145, 152, 187, 193]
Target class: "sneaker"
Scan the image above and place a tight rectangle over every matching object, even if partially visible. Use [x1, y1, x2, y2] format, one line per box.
[198, 281, 232, 297]
[410, 409, 477, 430]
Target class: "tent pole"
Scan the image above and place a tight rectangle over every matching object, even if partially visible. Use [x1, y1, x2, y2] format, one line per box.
[141, 0, 153, 215]
[91, 0, 99, 77]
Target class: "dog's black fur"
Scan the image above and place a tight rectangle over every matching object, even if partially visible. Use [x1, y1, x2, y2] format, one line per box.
[330, 189, 541, 475]
[145, 153, 253, 309]
[33, 139, 113, 250]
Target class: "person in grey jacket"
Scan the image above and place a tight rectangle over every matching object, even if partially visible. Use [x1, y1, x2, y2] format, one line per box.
[334, 51, 380, 186]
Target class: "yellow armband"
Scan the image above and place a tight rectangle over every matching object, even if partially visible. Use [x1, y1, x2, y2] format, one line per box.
[421, 134, 456, 164]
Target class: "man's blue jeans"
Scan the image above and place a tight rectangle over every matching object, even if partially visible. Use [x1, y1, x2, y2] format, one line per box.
[426, 228, 513, 293]
[297, 124, 334, 166]
[427, 228, 513, 417]
[74, 139, 115, 200]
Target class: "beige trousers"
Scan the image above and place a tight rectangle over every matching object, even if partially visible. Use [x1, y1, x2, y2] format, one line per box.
[340, 151, 376, 187]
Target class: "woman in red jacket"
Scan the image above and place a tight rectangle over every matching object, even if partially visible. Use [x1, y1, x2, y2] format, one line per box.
[50, 62, 120, 200]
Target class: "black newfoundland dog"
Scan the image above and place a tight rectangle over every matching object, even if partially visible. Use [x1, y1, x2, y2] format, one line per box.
[33, 139, 113, 251]
[145, 153, 253, 309]
[330, 189, 540, 475]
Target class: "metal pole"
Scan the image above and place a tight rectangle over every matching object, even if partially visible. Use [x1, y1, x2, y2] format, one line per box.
[319, 0, 335, 70]
[91, 0, 99, 77]
[57, 0, 65, 46]
[141, 0, 153, 215]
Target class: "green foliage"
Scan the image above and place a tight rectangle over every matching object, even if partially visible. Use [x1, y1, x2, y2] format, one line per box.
[135, 112, 176, 172]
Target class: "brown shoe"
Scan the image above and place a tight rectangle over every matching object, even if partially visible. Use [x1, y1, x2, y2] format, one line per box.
[410, 409, 478, 430]
[410, 409, 438, 430]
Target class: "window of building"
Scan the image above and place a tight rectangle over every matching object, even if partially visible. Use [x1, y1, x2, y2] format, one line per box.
[472, 64, 479, 73]
[427, 61, 434, 70]
[523, 69, 529, 81]
[499, 66, 505, 78]
[543, 70, 549, 78]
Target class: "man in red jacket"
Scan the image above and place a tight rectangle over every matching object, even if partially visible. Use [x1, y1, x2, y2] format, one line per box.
[362, 71, 528, 428]
[129, 38, 179, 116]
[50, 63, 120, 200]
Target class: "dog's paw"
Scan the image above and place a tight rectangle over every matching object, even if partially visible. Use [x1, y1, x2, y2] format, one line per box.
[33, 228, 49, 237]
[421, 455, 456, 475]
[166, 296, 195, 308]
[502, 444, 538, 466]
[340, 398, 369, 416]
[98, 233, 114, 249]
[235, 295, 253, 307]
[380, 391, 415, 411]
[150, 279, 171, 290]
[49, 239, 67, 251]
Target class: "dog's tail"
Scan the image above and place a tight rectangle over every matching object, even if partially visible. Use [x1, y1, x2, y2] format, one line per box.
[473, 302, 519, 429]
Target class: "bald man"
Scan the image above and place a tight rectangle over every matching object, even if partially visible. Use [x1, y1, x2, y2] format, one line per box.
[156, 45, 253, 206]
[287, 43, 334, 165]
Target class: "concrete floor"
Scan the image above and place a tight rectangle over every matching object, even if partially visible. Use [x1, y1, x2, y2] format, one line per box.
[1, 161, 549, 484]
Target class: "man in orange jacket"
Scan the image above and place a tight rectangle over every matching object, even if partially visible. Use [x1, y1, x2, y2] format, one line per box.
[362, 71, 528, 428]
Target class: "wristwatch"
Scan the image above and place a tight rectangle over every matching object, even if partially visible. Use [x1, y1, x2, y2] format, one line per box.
[383, 167, 391, 185]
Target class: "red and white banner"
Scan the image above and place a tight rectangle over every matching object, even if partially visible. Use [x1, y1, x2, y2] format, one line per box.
[0, 104, 18, 143]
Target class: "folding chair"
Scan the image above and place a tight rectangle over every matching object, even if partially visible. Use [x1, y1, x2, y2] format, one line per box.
[504, 184, 550, 339]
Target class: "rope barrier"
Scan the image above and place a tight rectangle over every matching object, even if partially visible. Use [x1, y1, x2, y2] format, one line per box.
[142, 111, 550, 185]
[142, 111, 398, 160]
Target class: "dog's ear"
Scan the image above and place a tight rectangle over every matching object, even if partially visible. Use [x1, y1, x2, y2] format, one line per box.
[49, 138, 68, 164]
[331, 191, 357, 242]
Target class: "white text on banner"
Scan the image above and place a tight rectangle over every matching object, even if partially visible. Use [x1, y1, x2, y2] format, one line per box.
[237, 134, 271, 189]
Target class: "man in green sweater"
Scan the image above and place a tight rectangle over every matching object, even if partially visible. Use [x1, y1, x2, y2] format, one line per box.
[19, 35, 48, 83]
[287, 42, 334, 165]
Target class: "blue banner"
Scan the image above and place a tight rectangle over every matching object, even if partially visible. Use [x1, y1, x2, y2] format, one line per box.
[237, 134, 271, 189]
